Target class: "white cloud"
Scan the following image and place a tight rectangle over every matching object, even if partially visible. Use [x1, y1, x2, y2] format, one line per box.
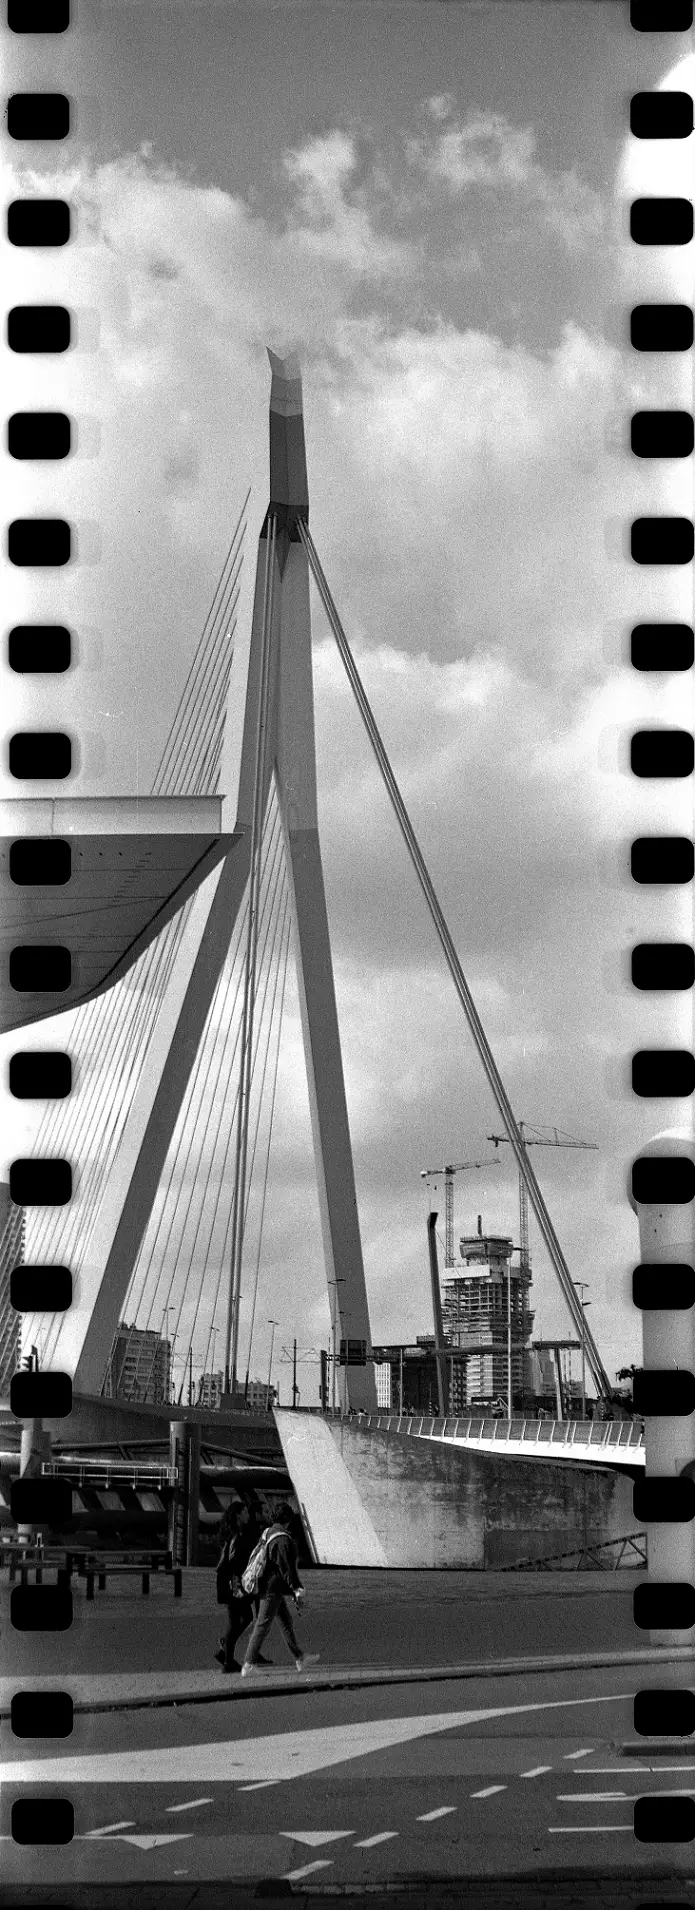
[407, 104, 605, 253]
[0, 111, 669, 1389]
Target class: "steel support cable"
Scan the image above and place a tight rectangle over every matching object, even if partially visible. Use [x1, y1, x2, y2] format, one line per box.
[172, 841, 289, 1386]
[129, 800, 284, 1327]
[178, 617, 238, 798]
[180, 890, 288, 1405]
[157, 542, 244, 793]
[299, 520, 612, 1401]
[30, 522, 249, 1361]
[135, 818, 288, 1404]
[160, 807, 288, 1366]
[38, 914, 197, 1371]
[132, 808, 285, 1364]
[151, 493, 249, 793]
[122, 806, 285, 1394]
[175, 884, 289, 1403]
[197, 857, 290, 1382]
[181, 799, 288, 1375]
[167, 573, 242, 795]
[243, 899, 292, 1393]
[225, 515, 277, 1390]
[33, 509, 247, 1181]
[34, 905, 190, 1286]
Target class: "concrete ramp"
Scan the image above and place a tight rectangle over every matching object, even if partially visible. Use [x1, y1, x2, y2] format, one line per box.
[273, 1410, 387, 1566]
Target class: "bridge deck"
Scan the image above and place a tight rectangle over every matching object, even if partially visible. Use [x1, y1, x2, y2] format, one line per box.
[357, 1412, 646, 1467]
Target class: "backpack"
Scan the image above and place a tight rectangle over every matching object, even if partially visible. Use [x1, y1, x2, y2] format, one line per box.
[241, 1524, 285, 1597]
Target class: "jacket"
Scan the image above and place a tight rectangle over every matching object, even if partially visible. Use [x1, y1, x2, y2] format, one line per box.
[257, 1527, 303, 1600]
[217, 1525, 255, 1603]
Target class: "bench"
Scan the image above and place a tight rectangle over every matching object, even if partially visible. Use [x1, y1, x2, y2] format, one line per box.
[71, 1551, 182, 1599]
[1, 1543, 182, 1596]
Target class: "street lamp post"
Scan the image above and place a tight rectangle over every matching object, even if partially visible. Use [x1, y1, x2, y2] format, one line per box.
[266, 1319, 278, 1412]
[506, 1263, 512, 1418]
[573, 1282, 590, 1419]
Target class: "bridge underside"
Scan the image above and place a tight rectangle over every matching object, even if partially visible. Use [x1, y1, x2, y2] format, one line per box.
[0, 796, 234, 1032]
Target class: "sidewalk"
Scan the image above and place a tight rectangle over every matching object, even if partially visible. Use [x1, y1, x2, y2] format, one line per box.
[2, 1641, 694, 1716]
[3, 1563, 693, 1715]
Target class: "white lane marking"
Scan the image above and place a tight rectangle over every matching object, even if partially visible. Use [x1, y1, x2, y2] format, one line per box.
[557, 1791, 629, 1802]
[284, 1861, 333, 1880]
[280, 1832, 354, 1847]
[417, 1807, 457, 1821]
[0, 1693, 629, 1786]
[470, 1785, 506, 1799]
[81, 1834, 193, 1849]
[563, 1748, 594, 1760]
[354, 1831, 399, 1847]
[549, 1825, 632, 1834]
[520, 1766, 552, 1778]
[166, 1797, 213, 1814]
[239, 1781, 279, 1791]
[84, 1820, 136, 1836]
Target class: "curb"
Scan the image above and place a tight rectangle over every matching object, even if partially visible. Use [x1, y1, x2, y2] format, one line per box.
[3, 1643, 693, 1717]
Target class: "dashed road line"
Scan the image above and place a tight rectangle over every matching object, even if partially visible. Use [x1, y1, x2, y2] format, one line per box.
[354, 1831, 399, 1847]
[520, 1766, 552, 1778]
[416, 1807, 457, 1821]
[84, 1821, 135, 1837]
[563, 1748, 594, 1760]
[284, 1860, 334, 1880]
[470, 1785, 506, 1798]
[548, 1824, 632, 1834]
[166, 1797, 213, 1814]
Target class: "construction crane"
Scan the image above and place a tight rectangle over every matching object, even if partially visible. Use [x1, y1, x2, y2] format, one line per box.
[420, 1159, 500, 1268]
[487, 1124, 599, 1390]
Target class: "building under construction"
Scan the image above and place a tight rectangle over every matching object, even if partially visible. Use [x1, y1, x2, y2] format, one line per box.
[441, 1227, 534, 1410]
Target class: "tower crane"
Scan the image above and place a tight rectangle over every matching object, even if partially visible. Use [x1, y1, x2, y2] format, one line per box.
[420, 1158, 500, 1268]
[486, 1124, 599, 1397]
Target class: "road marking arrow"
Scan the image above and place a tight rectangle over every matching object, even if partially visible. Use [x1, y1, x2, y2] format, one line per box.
[280, 1831, 354, 1846]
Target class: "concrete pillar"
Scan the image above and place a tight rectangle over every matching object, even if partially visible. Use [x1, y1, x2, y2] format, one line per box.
[17, 1419, 51, 1543]
[629, 1130, 695, 1647]
[167, 1419, 200, 1566]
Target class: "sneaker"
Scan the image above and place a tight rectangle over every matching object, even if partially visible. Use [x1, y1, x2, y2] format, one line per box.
[222, 1663, 241, 1674]
[240, 1662, 259, 1677]
[295, 1652, 320, 1671]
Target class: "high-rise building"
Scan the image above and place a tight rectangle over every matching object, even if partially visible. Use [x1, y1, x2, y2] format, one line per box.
[0, 1184, 23, 1398]
[441, 1230, 534, 1409]
[197, 1369, 224, 1409]
[103, 1321, 171, 1404]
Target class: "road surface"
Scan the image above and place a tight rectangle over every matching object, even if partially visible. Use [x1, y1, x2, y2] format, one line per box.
[2, 1661, 693, 1892]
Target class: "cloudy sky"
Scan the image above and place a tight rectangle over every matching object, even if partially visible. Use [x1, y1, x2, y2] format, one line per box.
[1, 6, 692, 1401]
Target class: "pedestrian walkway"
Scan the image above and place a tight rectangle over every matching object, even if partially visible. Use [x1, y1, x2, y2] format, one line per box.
[2, 1641, 693, 1718]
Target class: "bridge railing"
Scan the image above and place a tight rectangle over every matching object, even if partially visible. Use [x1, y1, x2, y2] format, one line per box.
[359, 1414, 645, 1449]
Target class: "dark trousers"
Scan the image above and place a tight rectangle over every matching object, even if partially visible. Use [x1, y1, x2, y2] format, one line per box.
[244, 1591, 301, 1665]
[223, 1595, 254, 1669]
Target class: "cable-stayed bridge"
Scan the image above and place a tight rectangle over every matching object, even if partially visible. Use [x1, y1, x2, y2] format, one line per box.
[1, 351, 623, 1557]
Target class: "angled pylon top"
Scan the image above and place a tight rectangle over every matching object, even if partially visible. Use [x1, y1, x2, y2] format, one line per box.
[266, 345, 309, 536]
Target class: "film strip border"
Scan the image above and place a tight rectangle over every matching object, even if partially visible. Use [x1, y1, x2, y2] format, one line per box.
[627, 0, 695, 1862]
[4, 0, 80, 1855]
[1, 0, 695, 1872]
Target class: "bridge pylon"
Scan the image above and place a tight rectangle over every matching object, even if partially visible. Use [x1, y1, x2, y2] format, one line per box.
[28, 351, 376, 1413]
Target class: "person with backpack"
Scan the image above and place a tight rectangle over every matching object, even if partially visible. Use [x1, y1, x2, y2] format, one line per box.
[214, 1501, 273, 1674]
[240, 1502, 319, 1677]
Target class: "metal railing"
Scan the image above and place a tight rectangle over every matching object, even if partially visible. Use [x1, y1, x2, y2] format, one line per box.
[41, 1460, 178, 1488]
[359, 1414, 645, 1451]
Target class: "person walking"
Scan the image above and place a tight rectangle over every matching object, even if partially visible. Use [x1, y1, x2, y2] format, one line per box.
[214, 1501, 273, 1674]
[241, 1502, 319, 1677]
